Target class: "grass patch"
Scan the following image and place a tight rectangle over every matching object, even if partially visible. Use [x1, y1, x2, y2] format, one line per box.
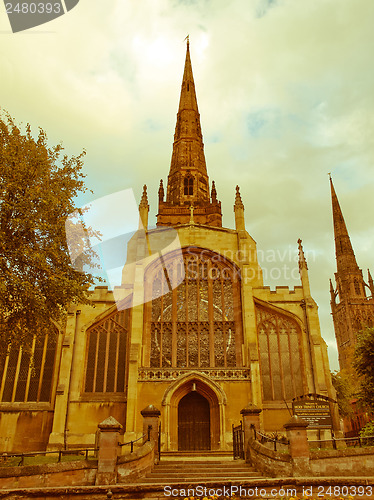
[0, 452, 97, 468]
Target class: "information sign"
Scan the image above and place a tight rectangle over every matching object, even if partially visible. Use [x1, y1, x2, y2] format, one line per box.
[292, 394, 333, 428]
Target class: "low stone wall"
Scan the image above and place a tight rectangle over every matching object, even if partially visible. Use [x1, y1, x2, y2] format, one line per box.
[248, 435, 374, 478]
[0, 460, 97, 489]
[310, 446, 374, 477]
[0, 441, 155, 490]
[247, 438, 292, 477]
[117, 440, 154, 483]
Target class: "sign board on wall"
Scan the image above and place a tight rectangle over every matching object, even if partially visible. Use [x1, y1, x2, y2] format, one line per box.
[292, 394, 333, 428]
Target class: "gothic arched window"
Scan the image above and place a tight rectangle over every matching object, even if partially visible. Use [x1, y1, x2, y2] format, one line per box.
[145, 248, 243, 368]
[184, 176, 194, 196]
[354, 278, 362, 296]
[84, 309, 129, 393]
[256, 306, 304, 401]
[0, 331, 57, 403]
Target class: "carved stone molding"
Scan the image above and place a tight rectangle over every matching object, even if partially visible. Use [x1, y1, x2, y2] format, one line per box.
[138, 367, 250, 381]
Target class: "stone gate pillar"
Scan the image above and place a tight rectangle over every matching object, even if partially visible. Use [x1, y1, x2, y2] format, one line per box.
[141, 405, 161, 460]
[96, 416, 122, 485]
[284, 415, 312, 477]
[240, 403, 262, 462]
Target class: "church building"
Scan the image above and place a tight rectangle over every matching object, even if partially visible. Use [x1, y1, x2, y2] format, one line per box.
[0, 41, 337, 453]
[329, 176, 374, 372]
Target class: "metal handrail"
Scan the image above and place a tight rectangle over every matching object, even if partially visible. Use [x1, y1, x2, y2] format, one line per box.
[0, 447, 98, 467]
[309, 434, 374, 449]
[118, 425, 151, 453]
[251, 426, 289, 452]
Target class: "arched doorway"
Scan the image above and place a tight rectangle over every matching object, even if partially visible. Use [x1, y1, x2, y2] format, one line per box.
[178, 392, 211, 450]
[161, 372, 227, 451]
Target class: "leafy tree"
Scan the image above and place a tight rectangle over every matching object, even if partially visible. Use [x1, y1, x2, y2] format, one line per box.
[353, 327, 374, 413]
[331, 370, 356, 418]
[0, 111, 99, 351]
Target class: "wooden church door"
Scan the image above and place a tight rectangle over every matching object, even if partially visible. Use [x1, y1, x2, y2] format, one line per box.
[178, 392, 211, 451]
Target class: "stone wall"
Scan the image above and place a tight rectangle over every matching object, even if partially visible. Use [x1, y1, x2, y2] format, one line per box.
[0, 460, 97, 489]
[310, 446, 374, 476]
[247, 438, 292, 477]
[0, 441, 155, 490]
[247, 426, 374, 478]
[117, 441, 154, 483]
[0, 410, 54, 452]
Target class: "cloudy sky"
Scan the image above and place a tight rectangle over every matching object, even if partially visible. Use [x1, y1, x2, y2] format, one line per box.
[1, 0, 374, 370]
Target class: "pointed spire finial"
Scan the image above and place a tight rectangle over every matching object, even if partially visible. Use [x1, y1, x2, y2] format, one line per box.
[184, 34, 189, 49]
[158, 179, 164, 202]
[139, 185, 149, 230]
[330, 278, 336, 304]
[298, 238, 308, 271]
[211, 180, 217, 203]
[234, 186, 245, 231]
[139, 184, 149, 209]
[234, 185, 244, 210]
[368, 269, 374, 297]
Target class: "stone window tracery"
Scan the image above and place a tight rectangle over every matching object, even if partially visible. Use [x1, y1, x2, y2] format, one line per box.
[256, 306, 304, 401]
[184, 176, 194, 196]
[146, 248, 242, 368]
[0, 331, 57, 403]
[84, 309, 129, 393]
[354, 278, 362, 296]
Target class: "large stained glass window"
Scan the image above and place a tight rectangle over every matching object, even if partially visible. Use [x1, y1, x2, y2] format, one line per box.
[146, 248, 243, 368]
[256, 305, 304, 401]
[0, 331, 57, 403]
[84, 309, 129, 393]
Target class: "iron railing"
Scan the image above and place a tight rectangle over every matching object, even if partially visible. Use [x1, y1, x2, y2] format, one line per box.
[118, 425, 151, 453]
[309, 434, 374, 450]
[0, 447, 98, 467]
[251, 426, 289, 452]
[233, 421, 244, 459]
[158, 422, 161, 461]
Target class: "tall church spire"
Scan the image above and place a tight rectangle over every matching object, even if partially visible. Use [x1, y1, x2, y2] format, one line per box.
[330, 175, 359, 275]
[167, 38, 208, 199]
[157, 40, 222, 227]
[329, 176, 374, 371]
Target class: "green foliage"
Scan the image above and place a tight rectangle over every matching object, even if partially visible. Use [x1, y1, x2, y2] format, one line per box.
[359, 420, 374, 438]
[353, 327, 374, 412]
[359, 420, 374, 446]
[0, 110, 99, 350]
[331, 370, 356, 418]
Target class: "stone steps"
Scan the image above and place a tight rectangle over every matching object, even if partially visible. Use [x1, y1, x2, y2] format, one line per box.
[139, 459, 263, 484]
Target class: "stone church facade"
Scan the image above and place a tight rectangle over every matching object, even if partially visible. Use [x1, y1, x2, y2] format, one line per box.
[0, 42, 337, 453]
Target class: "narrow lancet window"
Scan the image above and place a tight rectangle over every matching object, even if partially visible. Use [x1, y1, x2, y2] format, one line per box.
[184, 176, 194, 195]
